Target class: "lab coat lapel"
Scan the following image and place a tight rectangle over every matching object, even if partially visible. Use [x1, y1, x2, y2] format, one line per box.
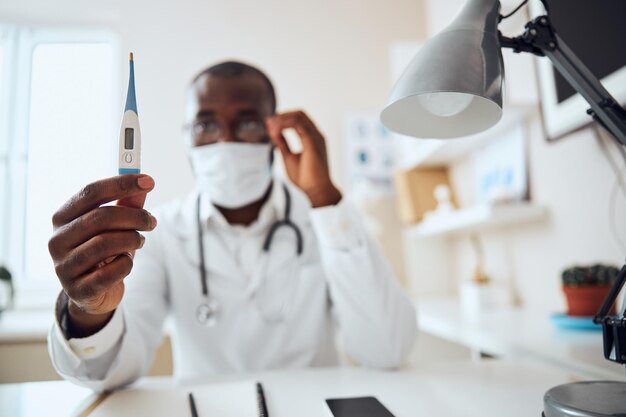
[246, 180, 314, 295]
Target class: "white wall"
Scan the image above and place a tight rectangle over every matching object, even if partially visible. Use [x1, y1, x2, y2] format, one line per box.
[0, 0, 427, 206]
[421, 0, 626, 313]
[451, 122, 626, 314]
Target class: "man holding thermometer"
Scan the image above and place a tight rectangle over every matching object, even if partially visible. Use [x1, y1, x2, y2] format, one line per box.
[47, 58, 417, 391]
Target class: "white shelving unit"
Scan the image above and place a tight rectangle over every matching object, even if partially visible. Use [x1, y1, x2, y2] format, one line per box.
[406, 203, 548, 238]
[395, 105, 535, 169]
[395, 104, 545, 239]
[396, 104, 546, 298]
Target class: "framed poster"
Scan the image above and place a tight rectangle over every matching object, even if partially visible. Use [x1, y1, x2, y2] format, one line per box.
[343, 112, 396, 195]
[528, 0, 626, 141]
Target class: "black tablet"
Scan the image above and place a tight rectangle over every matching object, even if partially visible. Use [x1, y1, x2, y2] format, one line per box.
[326, 396, 395, 417]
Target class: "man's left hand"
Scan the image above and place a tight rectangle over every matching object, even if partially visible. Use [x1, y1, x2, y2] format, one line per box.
[266, 110, 342, 208]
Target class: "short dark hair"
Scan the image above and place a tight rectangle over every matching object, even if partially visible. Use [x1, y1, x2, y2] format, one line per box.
[191, 61, 277, 112]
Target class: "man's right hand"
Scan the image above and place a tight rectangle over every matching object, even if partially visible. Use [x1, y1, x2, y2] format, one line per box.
[48, 174, 157, 337]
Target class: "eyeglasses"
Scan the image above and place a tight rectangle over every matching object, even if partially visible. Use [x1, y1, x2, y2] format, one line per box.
[186, 118, 269, 146]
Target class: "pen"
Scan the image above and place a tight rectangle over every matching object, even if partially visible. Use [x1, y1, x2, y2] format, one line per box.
[256, 382, 270, 417]
[188, 392, 199, 417]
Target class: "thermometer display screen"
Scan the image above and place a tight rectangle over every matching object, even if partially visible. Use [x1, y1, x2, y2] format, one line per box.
[125, 128, 134, 150]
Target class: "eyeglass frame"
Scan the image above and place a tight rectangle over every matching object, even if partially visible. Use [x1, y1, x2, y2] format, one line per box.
[183, 116, 271, 147]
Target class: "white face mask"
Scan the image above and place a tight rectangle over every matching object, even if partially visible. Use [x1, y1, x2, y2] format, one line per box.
[189, 142, 273, 209]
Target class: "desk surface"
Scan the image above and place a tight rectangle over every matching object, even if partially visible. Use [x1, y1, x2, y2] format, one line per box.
[0, 361, 613, 417]
[416, 297, 626, 380]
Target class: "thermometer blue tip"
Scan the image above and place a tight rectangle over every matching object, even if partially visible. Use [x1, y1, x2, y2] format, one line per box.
[124, 53, 138, 114]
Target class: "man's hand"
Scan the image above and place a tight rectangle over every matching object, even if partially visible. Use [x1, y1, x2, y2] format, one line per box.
[48, 174, 156, 337]
[266, 110, 342, 208]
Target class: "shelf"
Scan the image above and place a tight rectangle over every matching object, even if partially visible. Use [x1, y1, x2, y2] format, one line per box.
[405, 202, 547, 238]
[416, 296, 625, 380]
[394, 105, 535, 169]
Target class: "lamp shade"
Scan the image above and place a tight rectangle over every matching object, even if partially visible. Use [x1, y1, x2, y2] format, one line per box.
[381, 0, 505, 139]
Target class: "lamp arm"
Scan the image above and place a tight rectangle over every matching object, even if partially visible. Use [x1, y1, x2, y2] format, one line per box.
[501, 16, 626, 367]
[594, 265, 626, 365]
[499, 16, 626, 148]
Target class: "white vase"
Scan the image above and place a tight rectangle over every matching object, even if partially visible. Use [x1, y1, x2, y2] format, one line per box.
[460, 281, 512, 321]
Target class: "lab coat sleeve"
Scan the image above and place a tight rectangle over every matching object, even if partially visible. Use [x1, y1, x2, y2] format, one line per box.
[309, 200, 417, 369]
[47, 223, 170, 392]
[47, 297, 125, 382]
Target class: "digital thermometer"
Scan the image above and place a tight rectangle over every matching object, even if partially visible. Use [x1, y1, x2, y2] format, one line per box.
[118, 52, 141, 175]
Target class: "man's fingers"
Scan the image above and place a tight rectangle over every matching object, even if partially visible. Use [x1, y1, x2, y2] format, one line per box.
[54, 231, 145, 281]
[49, 206, 156, 255]
[266, 111, 325, 155]
[65, 254, 133, 303]
[270, 110, 319, 133]
[266, 120, 295, 157]
[117, 191, 149, 210]
[52, 174, 155, 228]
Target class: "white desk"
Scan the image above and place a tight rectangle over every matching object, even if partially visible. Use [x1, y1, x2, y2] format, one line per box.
[416, 297, 626, 380]
[0, 361, 613, 417]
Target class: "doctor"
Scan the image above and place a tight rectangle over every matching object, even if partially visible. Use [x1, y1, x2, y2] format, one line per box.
[47, 61, 417, 391]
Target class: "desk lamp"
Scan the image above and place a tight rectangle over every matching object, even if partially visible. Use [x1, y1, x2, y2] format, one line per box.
[381, 0, 626, 415]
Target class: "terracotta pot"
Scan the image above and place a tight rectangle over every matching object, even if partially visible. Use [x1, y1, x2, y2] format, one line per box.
[562, 285, 616, 316]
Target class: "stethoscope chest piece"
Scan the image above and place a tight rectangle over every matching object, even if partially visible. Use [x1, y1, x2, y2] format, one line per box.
[196, 298, 220, 327]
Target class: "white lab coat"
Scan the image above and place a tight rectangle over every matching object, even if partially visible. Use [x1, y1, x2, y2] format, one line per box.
[48, 179, 417, 391]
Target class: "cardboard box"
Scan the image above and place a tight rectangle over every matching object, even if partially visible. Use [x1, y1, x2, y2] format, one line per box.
[394, 166, 456, 225]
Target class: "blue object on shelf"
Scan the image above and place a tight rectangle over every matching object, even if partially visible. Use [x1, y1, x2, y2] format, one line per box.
[550, 313, 601, 331]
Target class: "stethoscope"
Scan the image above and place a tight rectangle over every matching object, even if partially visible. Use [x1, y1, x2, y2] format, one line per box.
[195, 183, 304, 326]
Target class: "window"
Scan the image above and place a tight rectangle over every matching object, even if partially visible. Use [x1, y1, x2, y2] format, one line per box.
[0, 43, 4, 85]
[0, 27, 14, 284]
[0, 26, 119, 308]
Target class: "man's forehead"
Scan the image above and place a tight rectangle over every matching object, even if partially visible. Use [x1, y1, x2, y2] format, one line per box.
[192, 74, 271, 110]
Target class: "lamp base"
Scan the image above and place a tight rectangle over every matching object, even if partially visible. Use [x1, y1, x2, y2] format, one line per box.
[543, 381, 626, 416]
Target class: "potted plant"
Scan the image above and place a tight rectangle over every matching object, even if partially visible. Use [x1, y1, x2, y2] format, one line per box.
[561, 264, 619, 316]
[0, 265, 14, 314]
